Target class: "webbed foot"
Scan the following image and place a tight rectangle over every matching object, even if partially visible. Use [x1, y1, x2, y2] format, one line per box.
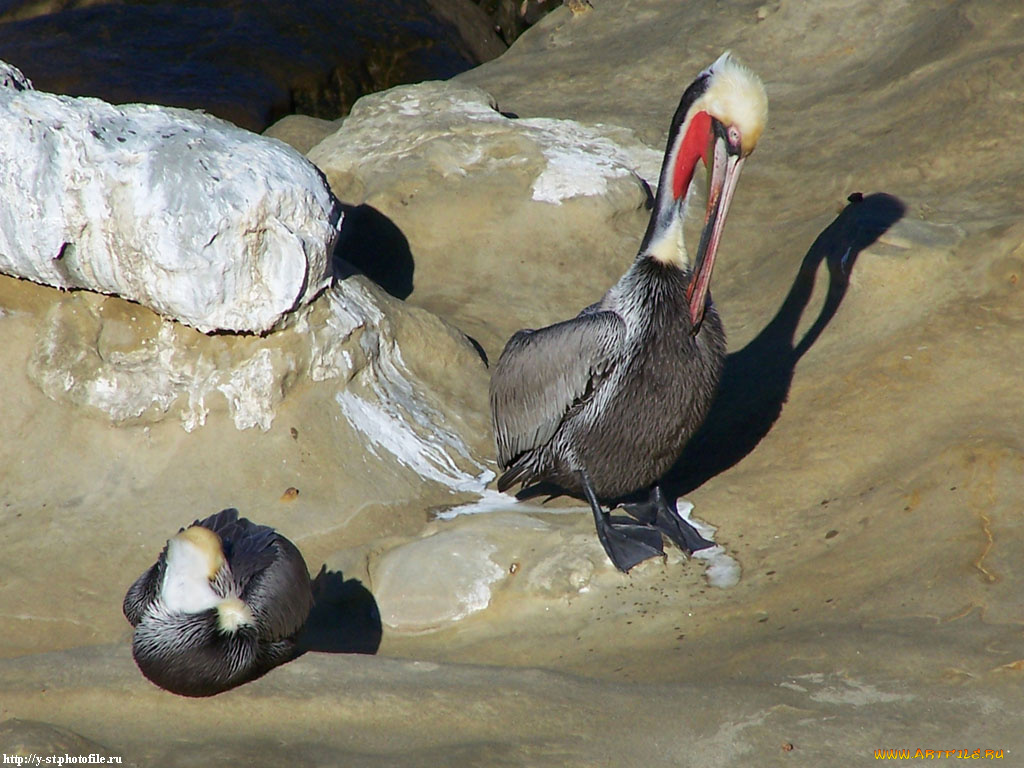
[578, 469, 664, 572]
[595, 514, 665, 572]
[624, 485, 714, 554]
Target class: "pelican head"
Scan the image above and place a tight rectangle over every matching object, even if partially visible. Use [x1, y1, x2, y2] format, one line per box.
[159, 524, 254, 631]
[643, 52, 768, 332]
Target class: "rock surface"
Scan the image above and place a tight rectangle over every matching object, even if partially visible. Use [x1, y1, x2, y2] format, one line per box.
[3, 0, 1024, 765]
[263, 114, 342, 156]
[21, 274, 491, 447]
[308, 79, 661, 352]
[0, 65, 341, 333]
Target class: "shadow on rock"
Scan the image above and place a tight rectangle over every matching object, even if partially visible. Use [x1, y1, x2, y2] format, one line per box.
[665, 192, 907, 497]
[296, 566, 382, 655]
[331, 203, 494, 366]
[333, 203, 415, 299]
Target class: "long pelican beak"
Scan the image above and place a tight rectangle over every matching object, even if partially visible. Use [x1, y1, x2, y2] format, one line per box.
[686, 137, 745, 334]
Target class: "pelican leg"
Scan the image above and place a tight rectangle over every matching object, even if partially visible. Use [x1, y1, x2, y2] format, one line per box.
[578, 469, 663, 572]
[623, 485, 714, 554]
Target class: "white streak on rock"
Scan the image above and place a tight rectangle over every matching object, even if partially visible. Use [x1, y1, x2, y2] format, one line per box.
[307, 289, 365, 383]
[804, 676, 914, 706]
[335, 352, 494, 494]
[308, 81, 661, 206]
[321, 277, 493, 494]
[0, 65, 341, 332]
[216, 348, 288, 431]
[435, 489, 577, 520]
[678, 500, 742, 589]
[693, 546, 742, 590]
[520, 117, 661, 204]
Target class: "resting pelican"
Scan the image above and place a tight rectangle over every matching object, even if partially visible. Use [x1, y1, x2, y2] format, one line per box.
[123, 508, 313, 696]
[490, 52, 768, 571]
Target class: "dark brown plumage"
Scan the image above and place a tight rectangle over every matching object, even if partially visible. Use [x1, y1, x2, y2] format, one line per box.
[123, 508, 313, 697]
[490, 53, 768, 571]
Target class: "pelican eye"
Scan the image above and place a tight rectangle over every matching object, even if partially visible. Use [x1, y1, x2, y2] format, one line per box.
[727, 125, 742, 151]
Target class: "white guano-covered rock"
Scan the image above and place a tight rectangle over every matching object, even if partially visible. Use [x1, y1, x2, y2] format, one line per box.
[309, 80, 660, 207]
[0, 60, 32, 91]
[0, 60, 341, 333]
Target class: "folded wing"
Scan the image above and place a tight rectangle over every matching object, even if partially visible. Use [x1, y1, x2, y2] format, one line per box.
[490, 310, 625, 470]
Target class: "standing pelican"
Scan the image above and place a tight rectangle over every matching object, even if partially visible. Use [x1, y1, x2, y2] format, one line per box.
[123, 508, 313, 696]
[490, 53, 768, 572]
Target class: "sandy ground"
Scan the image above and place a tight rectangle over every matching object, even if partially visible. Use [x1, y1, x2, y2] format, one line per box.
[3, 0, 1024, 765]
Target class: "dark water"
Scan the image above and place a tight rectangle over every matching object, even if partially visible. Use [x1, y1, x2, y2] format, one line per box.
[0, 0, 517, 131]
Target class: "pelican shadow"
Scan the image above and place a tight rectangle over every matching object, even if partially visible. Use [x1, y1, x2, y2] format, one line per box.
[665, 192, 907, 497]
[330, 202, 492, 365]
[332, 203, 415, 299]
[295, 566, 382, 655]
